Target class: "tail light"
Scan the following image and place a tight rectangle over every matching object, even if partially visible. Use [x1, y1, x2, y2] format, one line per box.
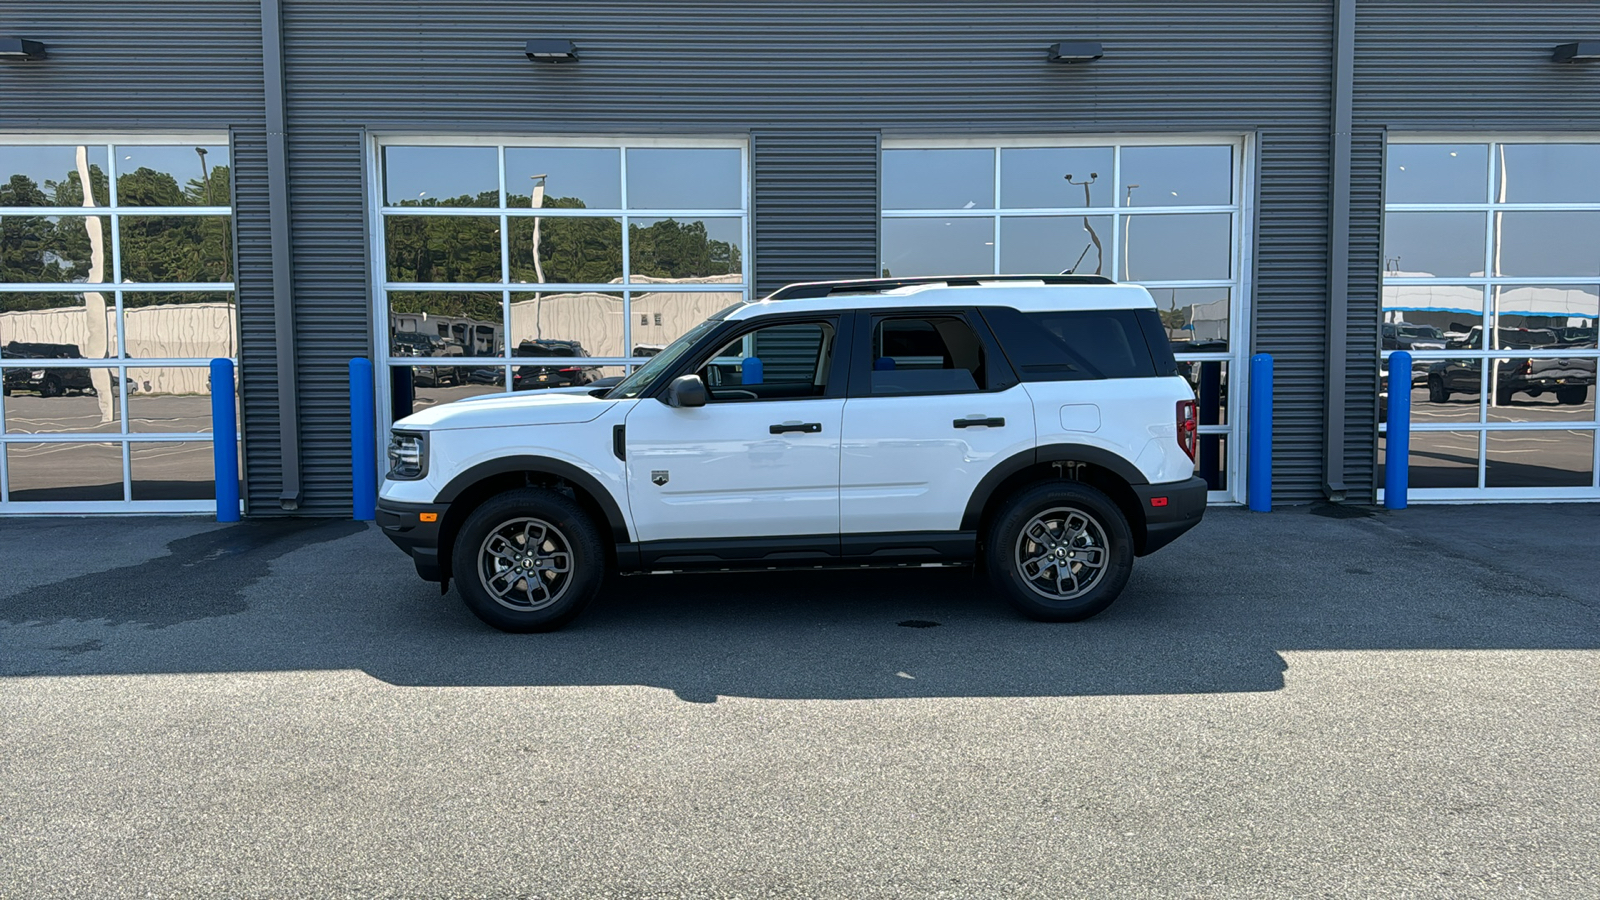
[558, 366, 581, 374]
[1522, 360, 1533, 375]
[1176, 399, 1198, 461]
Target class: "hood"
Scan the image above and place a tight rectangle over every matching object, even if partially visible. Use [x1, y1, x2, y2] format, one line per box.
[397, 390, 618, 431]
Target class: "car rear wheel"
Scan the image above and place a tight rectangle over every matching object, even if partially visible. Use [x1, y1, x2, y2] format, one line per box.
[1557, 386, 1589, 405]
[985, 481, 1134, 622]
[39, 376, 62, 398]
[1427, 376, 1449, 404]
[450, 488, 605, 632]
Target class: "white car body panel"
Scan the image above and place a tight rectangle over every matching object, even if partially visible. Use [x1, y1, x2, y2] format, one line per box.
[839, 385, 1036, 534]
[622, 397, 844, 542]
[1023, 377, 1196, 485]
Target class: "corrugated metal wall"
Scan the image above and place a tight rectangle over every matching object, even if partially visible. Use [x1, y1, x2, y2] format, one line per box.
[752, 131, 881, 294]
[278, 0, 1337, 507]
[1349, 1, 1600, 502]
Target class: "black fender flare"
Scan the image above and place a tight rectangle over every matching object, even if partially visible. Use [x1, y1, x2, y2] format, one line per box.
[434, 456, 631, 543]
[960, 444, 1148, 532]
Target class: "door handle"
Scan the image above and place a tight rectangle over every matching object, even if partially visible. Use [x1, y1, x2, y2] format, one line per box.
[770, 422, 823, 434]
[953, 417, 1005, 428]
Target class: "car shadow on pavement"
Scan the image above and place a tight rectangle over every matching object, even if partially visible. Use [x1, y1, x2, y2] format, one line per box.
[1, 505, 1596, 701]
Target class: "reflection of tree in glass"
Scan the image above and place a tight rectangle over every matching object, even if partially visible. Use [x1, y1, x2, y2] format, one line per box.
[1, 168, 106, 283]
[385, 195, 741, 285]
[388, 291, 501, 324]
[117, 166, 233, 283]
[629, 219, 740, 279]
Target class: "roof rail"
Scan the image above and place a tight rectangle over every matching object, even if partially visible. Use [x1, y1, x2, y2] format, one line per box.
[763, 273, 1117, 301]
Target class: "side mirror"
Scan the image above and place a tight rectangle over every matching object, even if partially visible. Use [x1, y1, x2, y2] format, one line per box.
[665, 374, 707, 408]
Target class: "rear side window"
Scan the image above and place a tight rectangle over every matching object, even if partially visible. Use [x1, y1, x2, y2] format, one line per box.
[981, 307, 1172, 381]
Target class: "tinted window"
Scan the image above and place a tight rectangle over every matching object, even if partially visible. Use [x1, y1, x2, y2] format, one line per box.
[698, 321, 834, 402]
[982, 307, 1163, 380]
[868, 316, 985, 395]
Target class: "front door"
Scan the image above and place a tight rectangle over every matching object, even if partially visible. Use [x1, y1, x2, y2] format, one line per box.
[624, 317, 848, 543]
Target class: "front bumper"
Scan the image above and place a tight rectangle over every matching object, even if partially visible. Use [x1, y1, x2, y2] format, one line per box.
[1132, 475, 1208, 556]
[376, 498, 449, 582]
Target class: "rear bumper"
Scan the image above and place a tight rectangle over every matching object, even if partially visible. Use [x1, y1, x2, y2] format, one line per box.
[1133, 475, 1208, 556]
[376, 498, 449, 582]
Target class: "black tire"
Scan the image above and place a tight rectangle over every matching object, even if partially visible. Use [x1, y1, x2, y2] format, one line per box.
[1427, 376, 1449, 404]
[450, 487, 605, 632]
[39, 376, 62, 398]
[1556, 386, 1589, 406]
[985, 480, 1135, 622]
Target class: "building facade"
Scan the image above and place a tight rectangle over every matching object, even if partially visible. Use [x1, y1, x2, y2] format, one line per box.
[1, 1, 1596, 515]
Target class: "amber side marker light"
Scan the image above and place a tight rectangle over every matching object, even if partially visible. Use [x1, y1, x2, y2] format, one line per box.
[419, 512, 439, 522]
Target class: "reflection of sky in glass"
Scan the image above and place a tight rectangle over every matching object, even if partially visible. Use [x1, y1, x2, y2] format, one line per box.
[1120, 146, 1232, 207]
[882, 150, 994, 210]
[119, 145, 229, 184]
[1123, 214, 1231, 281]
[1000, 148, 1112, 208]
[505, 147, 620, 208]
[1386, 144, 1488, 204]
[625, 149, 741, 210]
[1495, 212, 1600, 277]
[1501, 144, 1600, 204]
[0, 145, 109, 205]
[882, 218, 993, 276]
[1384, 212, 1485, 277]
[999, 216, 1109, 275]
[384, 146, 498, 206]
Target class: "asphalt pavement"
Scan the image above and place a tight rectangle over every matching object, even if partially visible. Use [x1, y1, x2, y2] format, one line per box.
[2, 504, 1597, 898]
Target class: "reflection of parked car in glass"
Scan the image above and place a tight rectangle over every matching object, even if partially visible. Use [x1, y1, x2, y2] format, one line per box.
[1381, 322, 1446, 351]
[391, 332, 467, 387]
[511, 340, 600, 391]
[2, 342, 96, 398]
[1426, 326, 1595, 405]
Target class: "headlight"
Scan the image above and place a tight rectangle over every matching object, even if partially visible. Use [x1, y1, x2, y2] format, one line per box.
[386, 430, 428, 480]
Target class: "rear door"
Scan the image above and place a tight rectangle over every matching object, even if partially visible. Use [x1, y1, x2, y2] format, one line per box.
[838, 309, 1035, 535]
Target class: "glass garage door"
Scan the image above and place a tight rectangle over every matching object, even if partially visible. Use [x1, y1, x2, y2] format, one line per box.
[1380, 138, 1600, 500]
[0, 138, 238, 513]
[880, 138, 1251, 504]
[371, 137, 750, 424]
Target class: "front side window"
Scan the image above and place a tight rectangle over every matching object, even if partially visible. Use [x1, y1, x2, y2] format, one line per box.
[697, 321, 835, 402]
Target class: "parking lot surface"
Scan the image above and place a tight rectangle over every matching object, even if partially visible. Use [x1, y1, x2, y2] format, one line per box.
[2, 505, 1597, 898]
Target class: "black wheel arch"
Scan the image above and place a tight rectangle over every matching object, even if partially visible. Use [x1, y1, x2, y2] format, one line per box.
[432, 456, 631, 582]
[963, 445, 1152, 555]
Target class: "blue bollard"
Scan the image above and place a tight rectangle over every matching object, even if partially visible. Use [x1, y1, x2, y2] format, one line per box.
[211, 358, 240, 522]
[1248, 353, 1273, 512]
[1385, 351, 1411, 510]
[349, 358, 377, 521]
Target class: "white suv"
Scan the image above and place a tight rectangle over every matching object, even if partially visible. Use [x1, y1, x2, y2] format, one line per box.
[377, 275, 1207, 631]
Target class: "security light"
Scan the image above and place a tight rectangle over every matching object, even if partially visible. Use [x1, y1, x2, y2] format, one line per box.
[1047, 41, 1103, 64]
[525, 39, 578, 63]
[0, 36, 47, 61]
[1552, 41, 1600, 63]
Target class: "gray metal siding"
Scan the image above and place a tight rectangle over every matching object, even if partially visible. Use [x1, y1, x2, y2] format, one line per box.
[1350, 0, 1600, 501]
[279, 0, 1338, 507]
[232, 126, 284, 509]
[752, 131, 881, 294]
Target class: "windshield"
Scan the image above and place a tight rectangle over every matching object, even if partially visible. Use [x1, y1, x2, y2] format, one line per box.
[606, 319, 724, 399]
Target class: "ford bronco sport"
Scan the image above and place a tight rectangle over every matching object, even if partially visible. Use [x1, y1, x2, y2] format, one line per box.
[377, 274, 1207, 631]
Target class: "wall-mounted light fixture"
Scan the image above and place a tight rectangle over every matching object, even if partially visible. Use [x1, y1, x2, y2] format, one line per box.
[0, 36, 48, 61]
[525, 39, 578, 63]
[1047, 41, 1103, 64]
[1553, 41, 1600, 63]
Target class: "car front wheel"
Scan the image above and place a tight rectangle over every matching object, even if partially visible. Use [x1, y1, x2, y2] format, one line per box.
[1427, 376, 1449, 404]
[1557, 386, 1588, 406]
[985, 481, 1134, 622]
[450, 488, 605, 632]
